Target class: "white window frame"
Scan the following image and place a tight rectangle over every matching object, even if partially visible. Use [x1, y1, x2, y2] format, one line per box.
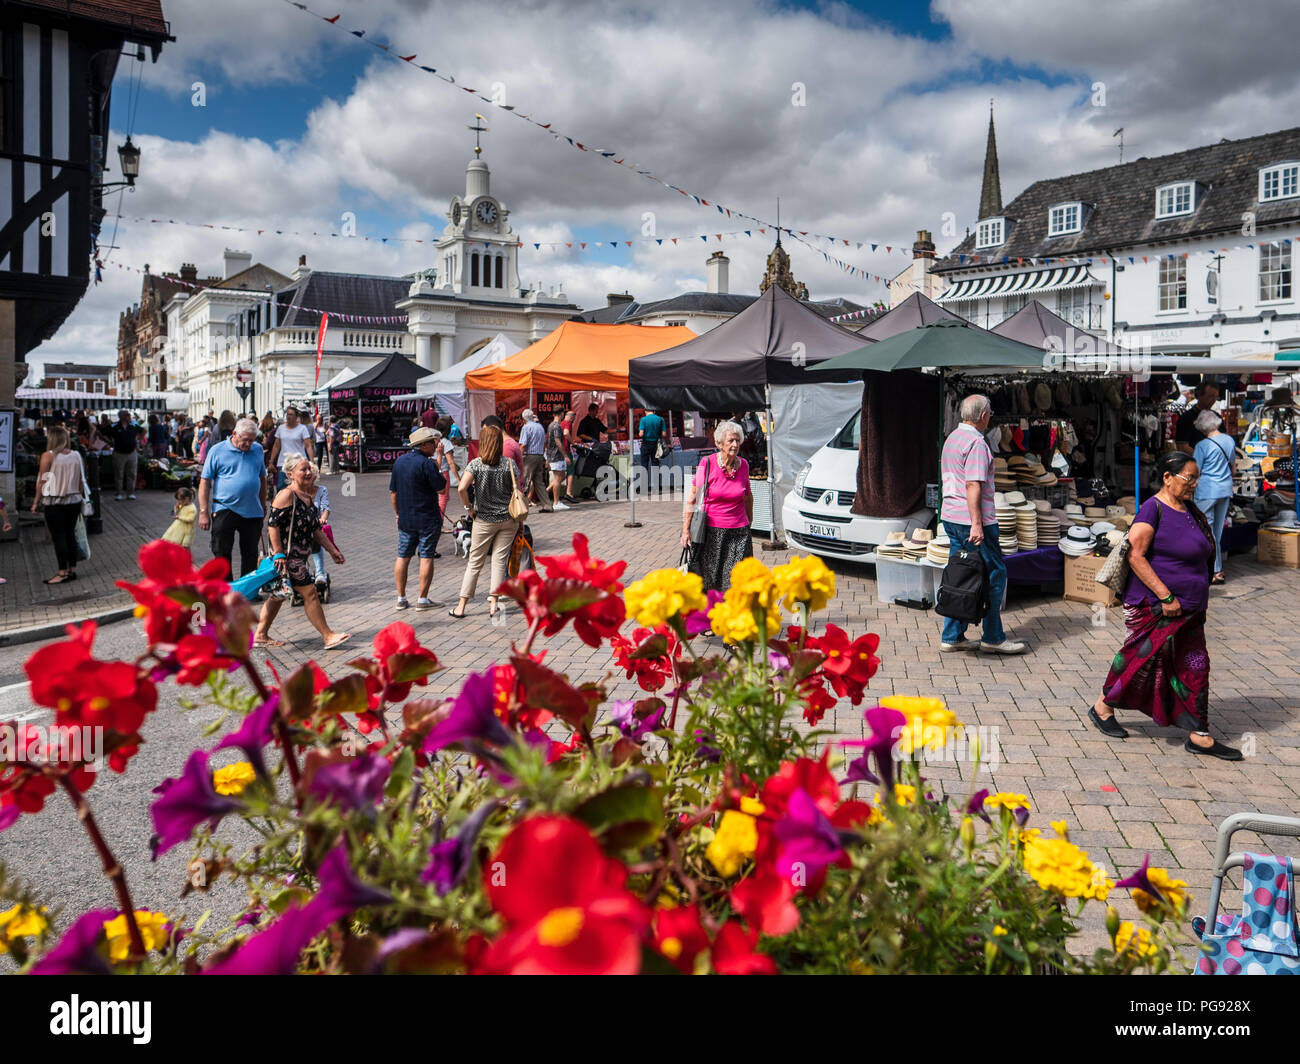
[93, 380, 105, 394]
[1155, 182, 1194, 219]
[1048, 202, 1082, 236]
[975, 217, 1004, 249]
[1260, 163, 1300, 202]
[1259, 241, 1293, 303]
[1158, 258, 1187, 311]
[54, 378, 67, 390]
[74, 379, 86, 392]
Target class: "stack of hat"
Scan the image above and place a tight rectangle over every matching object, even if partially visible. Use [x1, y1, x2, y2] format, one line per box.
[1263, 510, 1300, 532]
[993, 457, 1016, 492]
[1013, 494, 1038, 551]
[1089, 520, 1118, 538]
[1058, 525, 1098, 556]
[1063, 503, 1092, 527]
[902, 528, 933, 560]
[994, 493, 1018, 551]
[1116, 496, 1137, 516]
[927, 529, 952, 566]
[1034, 499, 1060, 543]
[876, 531, 906, 559]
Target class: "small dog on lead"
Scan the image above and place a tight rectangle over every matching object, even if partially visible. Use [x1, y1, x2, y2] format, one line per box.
[452, 517, 473, 557]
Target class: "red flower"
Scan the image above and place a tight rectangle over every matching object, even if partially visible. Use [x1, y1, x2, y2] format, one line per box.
[478, 816, 650, 975]
[652, 905, 710, 974]
[711, 921, 777, 975]
[353, 622, 440, 712]
[760, 754, 840, 821]
[798, 677, 836, 727]
[116, 540, 233, 646]
[809, 624, 880, 704]
[611, 627, 678, 693]
[535, 533, 627, 592]
[173, 635, 228, 686]
[730, 870, 800, 936]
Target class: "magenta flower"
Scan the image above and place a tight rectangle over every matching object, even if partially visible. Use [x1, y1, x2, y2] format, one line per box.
[204, 845, 391, 975]
[1114, 853, 1165, 903]
[29, 908, 117, 975]
[694, 729, 721, 763]
[150, 749, 242, 859]
[773, 788, 844, 882]
[423, 669, 511, 754]
[421, 800, 500, 895]
[215, 692, 280, 778]
[0, 805, 19, 833]
[610, 699, 664, 740]
[841, 704, 906, 791]
[965, 788, 991, 823]
[308, 750, 392, 814]
[683, 589, 725, 636]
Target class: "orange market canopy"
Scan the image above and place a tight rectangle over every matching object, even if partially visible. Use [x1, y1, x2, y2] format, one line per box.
[463, 321, 696, 393]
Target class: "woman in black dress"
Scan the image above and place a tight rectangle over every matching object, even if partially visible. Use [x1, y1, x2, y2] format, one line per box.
[253, 454, 350, 650]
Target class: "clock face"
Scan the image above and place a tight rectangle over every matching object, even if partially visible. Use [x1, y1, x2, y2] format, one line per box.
[451, 202, 463, 225]
[475, 200, 498, 225]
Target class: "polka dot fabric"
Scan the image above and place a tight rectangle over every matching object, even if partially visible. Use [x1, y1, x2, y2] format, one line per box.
[1193, 854, 1300, 975]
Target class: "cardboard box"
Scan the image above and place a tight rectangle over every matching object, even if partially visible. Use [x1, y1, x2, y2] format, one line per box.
[1063, 552, 1119, 606]
[1257, 527, 1300, 567]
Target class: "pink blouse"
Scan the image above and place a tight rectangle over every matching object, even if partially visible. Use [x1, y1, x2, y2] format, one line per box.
[693, 454, 751, 529]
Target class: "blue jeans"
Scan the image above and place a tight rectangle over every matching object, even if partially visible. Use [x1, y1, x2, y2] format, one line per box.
[311, 548, 326, 581]
[940, 520, 1007, 646]
[1196, 495, 1230, 573]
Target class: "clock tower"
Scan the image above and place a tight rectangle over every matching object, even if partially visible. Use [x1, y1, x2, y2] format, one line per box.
[438, 152, 520, 296]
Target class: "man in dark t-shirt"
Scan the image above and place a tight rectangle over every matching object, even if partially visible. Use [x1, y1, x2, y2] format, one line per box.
[389, 427, 447, 610]
[109, 410, 140, 500]
[577, 403, 605, 443]
[1175, 382, 1222, 454]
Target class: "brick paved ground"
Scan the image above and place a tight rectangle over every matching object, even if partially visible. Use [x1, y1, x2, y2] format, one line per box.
[0, 489, 176, 633]
[9, 466, 1299, 954]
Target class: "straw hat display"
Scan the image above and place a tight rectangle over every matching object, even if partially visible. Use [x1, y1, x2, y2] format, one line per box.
[902, 529, 933, 560]
[876, 530, 906, 558]
[1058, 526, 1098, 556]
[926, 530, 952, 566]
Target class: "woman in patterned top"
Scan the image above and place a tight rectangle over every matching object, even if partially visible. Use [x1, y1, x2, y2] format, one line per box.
[449, 424, 521, 619]
[253, 454, 351, 650]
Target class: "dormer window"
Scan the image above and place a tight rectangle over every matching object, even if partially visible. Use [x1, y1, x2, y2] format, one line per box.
[975, 217, 1004, 249]
[1048, 202, 1082, 236]
[1260, 163, 1300, 202]
[1155, 182, 1194, 219]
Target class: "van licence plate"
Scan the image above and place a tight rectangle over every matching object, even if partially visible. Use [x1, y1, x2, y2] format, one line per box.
[806, 523, 840, 539]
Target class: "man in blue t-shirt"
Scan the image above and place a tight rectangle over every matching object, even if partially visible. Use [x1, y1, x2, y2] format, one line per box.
[389, 426, 448, 610]
[199, 417, 268, 578]
[637, 410, 666, 476]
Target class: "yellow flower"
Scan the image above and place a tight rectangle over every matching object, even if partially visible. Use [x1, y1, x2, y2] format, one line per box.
[992, 924, 1009, 936]
[623, 568, 706, 629]
[879, 695, 961, 753]
[983, 792, 1032, 814]
[212, 761, 257, 796]
[707, 588, 780, 645]
[0, 904, 48, 953]
[1022, 837, 1114, 901]
[727, 557, 778, 610]
[102, 910, 172, 962]
[1050, 820, 1069, 840]
[1133, 867, 1191, 914]
[1115, 921, 1158, 960]
[771, 555, 836, 613]
[706, 808, 760, 878]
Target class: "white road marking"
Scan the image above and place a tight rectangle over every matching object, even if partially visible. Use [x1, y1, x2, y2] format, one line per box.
[0, 681, 30, 696]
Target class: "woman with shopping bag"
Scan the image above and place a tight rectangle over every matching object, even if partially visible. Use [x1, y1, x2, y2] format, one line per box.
[30, 425, 89, 584]
[449, 424, 525, 619]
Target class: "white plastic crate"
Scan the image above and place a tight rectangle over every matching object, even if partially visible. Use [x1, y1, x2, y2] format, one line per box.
[870, 556, 942, 608]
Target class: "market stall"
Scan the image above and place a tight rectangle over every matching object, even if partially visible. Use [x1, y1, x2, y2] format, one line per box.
[15, 388, 189, 413]
[389, 333, 523, 427]
[628, 284, 865, 537]
[324, 351, 432, 472]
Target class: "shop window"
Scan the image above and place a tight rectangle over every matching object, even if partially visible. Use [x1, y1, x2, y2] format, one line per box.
[1260, 241, 1292, 302]
[1158, 258, 1187, 310]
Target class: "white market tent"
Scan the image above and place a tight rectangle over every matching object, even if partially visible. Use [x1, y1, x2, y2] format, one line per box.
[305, 365, 361, 403]
[389, 333, 523, 427]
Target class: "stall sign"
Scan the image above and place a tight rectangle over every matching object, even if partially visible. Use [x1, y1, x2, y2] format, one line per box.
[536, 391, 569, 418]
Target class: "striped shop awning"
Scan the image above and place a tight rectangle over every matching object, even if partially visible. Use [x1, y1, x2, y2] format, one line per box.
[15, 388, 179, 412]
[936, 265, 1098, 304]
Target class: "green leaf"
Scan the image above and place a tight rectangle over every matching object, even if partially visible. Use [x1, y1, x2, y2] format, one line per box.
[387, 652, 440, 684]
[546, 580, 605, 614]
[574, 783, 664, 851]
[281, 663, 318, 719]
[318, 673, 369, 716]
[386, 746, 415, 798]
[628, 633, 670, 660]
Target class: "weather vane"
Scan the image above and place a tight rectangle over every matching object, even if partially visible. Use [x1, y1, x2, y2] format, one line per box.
[468, 113, 489, 156]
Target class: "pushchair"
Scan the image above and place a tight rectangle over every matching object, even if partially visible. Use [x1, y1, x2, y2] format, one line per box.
[571, 441, 612, 499]
[1192, 811, 1300, 974]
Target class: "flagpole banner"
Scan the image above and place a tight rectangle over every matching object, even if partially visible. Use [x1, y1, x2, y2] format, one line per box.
[315, 313, 330, 389]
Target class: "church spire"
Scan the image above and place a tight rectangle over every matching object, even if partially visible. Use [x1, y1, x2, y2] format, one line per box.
[978, 102, 1002, 220]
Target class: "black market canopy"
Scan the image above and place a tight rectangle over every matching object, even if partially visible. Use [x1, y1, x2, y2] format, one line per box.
[326, 351, 432, 399]
[852, 292, 967, 339]
[628, 284, 866, 410]
[991, 299, 1128, 358]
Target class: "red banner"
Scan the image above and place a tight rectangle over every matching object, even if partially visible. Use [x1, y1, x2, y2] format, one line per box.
[315, 314, 329, 390]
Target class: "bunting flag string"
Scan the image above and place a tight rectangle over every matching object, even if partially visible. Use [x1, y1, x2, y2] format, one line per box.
[101, 260, 409, 325]
[112, 214, 907, 285]
[278, 0, 906, 278]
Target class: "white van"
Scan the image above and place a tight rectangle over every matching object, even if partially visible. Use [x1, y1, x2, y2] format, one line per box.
[783, 410, 934, 562]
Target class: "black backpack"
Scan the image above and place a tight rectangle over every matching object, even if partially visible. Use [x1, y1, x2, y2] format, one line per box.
[936, 545, 989, 625]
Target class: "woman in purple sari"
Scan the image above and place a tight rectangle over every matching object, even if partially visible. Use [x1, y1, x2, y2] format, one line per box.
[1087, 451, 1241, 760]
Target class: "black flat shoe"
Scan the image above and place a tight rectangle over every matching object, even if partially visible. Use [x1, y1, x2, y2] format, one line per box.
[1185, 736, 1242, 761]
[1088, 707, 1129, 738]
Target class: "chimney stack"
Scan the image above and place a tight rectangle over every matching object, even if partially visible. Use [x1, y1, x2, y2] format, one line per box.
[223, 248, 253, 279]
[179, 263, 198, 282]
[606, 292, 634, 308]
[912, 230, 935, 260]
[706, 250, 730, 295]
[292, 254, 310, 282]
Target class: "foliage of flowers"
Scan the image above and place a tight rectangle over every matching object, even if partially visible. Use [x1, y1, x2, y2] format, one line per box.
[0, 536, 1193, 975]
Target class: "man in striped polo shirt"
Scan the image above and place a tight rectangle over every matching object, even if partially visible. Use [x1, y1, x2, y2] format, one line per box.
[938, 393, 1027, 655]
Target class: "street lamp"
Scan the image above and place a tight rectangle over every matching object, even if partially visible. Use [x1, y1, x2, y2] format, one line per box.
[98, 138, 141, 191]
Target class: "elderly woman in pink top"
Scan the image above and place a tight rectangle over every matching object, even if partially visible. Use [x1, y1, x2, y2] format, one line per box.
[681, 420, 754, 592]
